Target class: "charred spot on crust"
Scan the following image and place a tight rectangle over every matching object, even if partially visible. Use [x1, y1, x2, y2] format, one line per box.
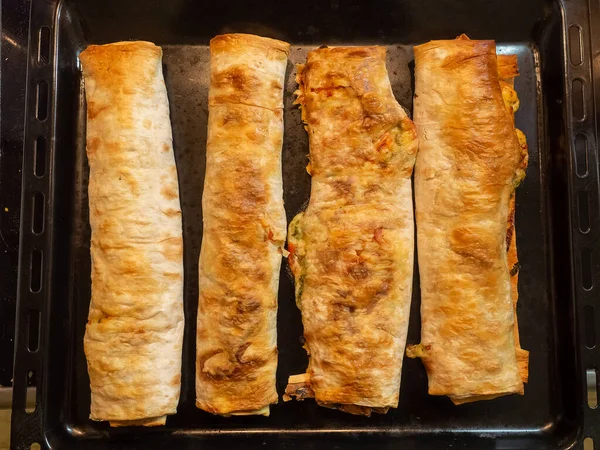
[212, 66, 260, 94]
[506, 208, 516, 250]
[332, 302, 357, 315]
[219, 110, 244, 126]
[347, 261, 370, 280]
[235, 342, 252, 363]
[510, 262, 520, 277]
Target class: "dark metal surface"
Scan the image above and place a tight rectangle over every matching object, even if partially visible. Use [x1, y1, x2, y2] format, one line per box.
[0, 0, 29, 390]
[9, 0, 600, 448]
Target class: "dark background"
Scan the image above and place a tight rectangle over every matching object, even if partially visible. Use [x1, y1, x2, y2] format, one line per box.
[0, 0, 29, 389]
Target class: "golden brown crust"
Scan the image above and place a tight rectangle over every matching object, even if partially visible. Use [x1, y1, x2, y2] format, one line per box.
[196, 34, 290, 416]
[287, 46, 418, 414]
[209, 34, 290, 111]
[497, 54, 520, 81]
[80, 41, 184, 425]
[210, 33, 290, 56]
[411, 37, 528, 403]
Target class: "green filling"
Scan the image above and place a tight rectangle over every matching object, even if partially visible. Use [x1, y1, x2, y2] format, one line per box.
[296, 273, 306, 306]
[512, 168, 526, 190]
[288, 214, 306, 308]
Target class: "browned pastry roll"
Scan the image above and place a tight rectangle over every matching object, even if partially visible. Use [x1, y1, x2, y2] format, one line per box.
[81, 41, 184, 426]
[285, 46, 418, 415]
[195, 33, 290, 416]
[408, 35, 529, 404]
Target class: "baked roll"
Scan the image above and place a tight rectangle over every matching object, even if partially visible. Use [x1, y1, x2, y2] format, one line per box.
[284, 46, 418, 415]
[408, 35, 529, 404]
[80, 41, 184, 426]
[196, 34, 290, 416]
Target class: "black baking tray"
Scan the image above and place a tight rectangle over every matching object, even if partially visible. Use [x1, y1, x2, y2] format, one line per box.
[9, 0, 600, 448]
[0, 0, 29, 389]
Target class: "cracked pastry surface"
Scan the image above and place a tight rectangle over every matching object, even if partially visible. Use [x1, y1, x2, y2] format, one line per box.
[196, 34, 290, 416]
[409, 36, 529, 404]
[285, 46, 418, 415]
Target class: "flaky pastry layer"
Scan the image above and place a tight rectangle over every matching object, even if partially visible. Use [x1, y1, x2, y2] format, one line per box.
[409, 35, 529, 404]
[196, 34, 290, 416]
[81, 41, 184, 425]
[286, 46, 418, 414]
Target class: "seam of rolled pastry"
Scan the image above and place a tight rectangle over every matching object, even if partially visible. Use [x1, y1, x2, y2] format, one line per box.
[195, 33, 290, 416]
[80, 41, 184, 425]
[286, 46, 418, 416]
[409, 35, 528, 404]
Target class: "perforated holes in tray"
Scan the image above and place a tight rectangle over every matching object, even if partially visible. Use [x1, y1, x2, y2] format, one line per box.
[574, 134, 589, 178]
[32, 192, 44, 235]
[25, 370, 36, 414]
[579, 190, 591, 233]
[573, 78, 586, 121]
[569, 25, 583, 66]
[566, 9, 600, 446]
[35, 80, 48, 121]
[581, 248, 593, 291]
[586, 305, 596, 349]
[588, 368, 599, 408]
[586, 437, 596, 450]
[34, 136, 46, 177]
[27, 309, 40, 353]
[14, 21, 52, 444]
[37, 27, 50, 67]
[29, 250, 42, 294]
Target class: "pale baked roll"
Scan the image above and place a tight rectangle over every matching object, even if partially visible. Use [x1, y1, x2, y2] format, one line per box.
[196, 34, 290, 416]
[409, 36, 529, 404]
[80, 41, 184, 426]
[284, 46, 418, 415]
